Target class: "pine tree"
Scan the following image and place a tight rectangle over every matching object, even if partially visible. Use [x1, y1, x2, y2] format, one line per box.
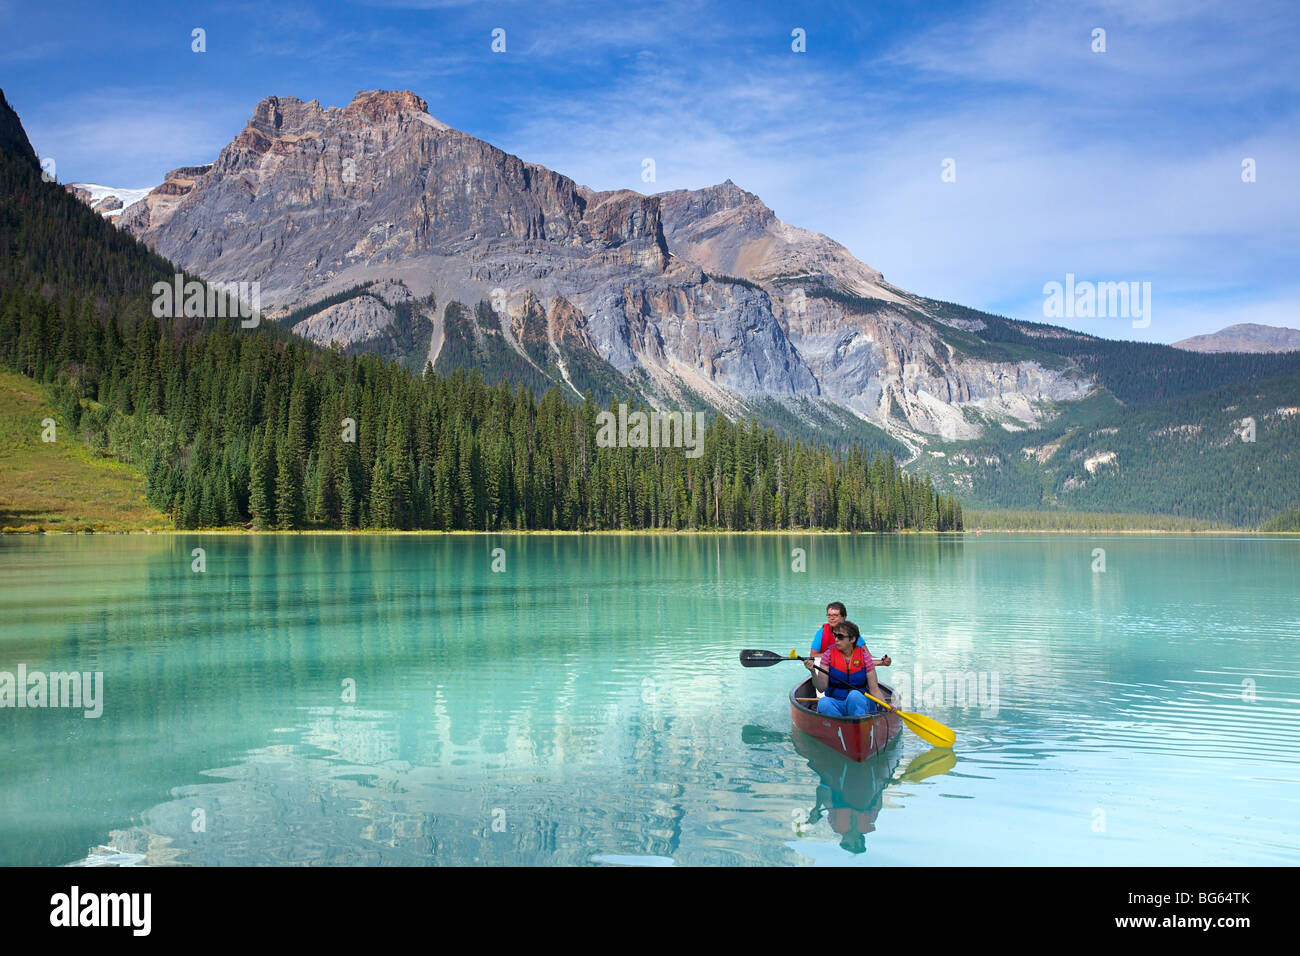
[248, 425, 273, 529]
[339, 469, 356, 530]
[274, 438, 300, 530]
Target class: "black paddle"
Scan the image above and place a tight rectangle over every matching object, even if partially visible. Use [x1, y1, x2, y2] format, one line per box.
[739, 649, 806, 667]
[739, 649, 892, 668]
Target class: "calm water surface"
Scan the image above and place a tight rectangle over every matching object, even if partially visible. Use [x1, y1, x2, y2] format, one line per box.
[1, 534, 1297, 866]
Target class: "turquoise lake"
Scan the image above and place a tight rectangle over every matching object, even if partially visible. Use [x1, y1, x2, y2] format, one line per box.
[1, 533, 1297, 866]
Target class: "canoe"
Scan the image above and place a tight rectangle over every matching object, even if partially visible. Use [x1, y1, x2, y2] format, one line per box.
[790, 677, 902, 762]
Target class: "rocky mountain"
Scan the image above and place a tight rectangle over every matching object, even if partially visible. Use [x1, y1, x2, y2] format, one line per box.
[112, 89, 1093, 453]
[1172, 323, 1300, 354]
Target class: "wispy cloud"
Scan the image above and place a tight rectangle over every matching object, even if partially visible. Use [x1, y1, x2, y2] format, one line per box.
[0, 39, 62, 64]
[23, 90, 249, 187]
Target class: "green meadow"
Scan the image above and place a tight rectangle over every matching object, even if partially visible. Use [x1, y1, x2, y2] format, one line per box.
[0, 370, 169, 532]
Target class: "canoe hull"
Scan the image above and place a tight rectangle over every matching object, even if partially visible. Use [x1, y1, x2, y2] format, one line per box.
[790, 678, 902, 762]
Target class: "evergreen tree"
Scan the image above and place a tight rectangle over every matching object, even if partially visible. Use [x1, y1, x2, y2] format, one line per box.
[274, 438, 300, 530]
[248, 425, 273, 529]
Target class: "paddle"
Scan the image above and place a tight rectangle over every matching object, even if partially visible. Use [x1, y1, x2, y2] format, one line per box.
[740, 648, 958, 750]
[739, 648, 893, 668]
[739, 648, 813, 667]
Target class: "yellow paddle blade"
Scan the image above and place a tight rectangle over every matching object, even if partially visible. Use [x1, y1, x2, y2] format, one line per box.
[861, 692, 957, 749]
[897, 710, 956, 749]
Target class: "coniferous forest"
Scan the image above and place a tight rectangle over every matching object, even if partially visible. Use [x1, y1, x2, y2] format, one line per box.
[0, 134, 961, 533]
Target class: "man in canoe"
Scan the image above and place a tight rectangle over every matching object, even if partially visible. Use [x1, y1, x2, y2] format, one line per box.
[810, 602, 890, 668]
[804, 620, 894, 717]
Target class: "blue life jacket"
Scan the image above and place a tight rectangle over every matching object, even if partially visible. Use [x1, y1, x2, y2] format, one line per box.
[825, 645, 869, 700]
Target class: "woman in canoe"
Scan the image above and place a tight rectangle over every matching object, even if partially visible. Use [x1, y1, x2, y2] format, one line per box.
[803, 620, 894, 718]
[810, 602, 891, 668]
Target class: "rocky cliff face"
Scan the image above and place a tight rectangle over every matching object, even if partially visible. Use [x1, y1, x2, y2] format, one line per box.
[115, 88, 1094, 446]
[291, 294, 395, 348]
[656, 180, 900, 301]
[655, 180, 1088, 440]
[114, 166, 209, 231]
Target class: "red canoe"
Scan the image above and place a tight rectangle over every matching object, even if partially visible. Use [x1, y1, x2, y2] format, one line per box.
[790, 678, 902, 761]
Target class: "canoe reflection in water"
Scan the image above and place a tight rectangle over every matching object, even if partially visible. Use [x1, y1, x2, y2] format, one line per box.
[791, 728, 900, 853]
[791, 730, 959, 854]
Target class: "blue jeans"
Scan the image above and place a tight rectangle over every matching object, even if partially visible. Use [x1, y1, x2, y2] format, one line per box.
[817, 691, 879, 718]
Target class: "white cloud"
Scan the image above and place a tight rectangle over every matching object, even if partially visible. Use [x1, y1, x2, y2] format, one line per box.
[886, 0, 1300, 100]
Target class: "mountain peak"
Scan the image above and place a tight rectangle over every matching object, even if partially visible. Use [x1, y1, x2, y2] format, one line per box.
[655, 178, 894, 298]
[705, 178, 758, 204]
[344, 89, 431, 121]
[244, 90, 446, 141]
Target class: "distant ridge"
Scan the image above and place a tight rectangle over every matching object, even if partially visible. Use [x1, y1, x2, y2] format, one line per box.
[1173, 323, 1300, 354]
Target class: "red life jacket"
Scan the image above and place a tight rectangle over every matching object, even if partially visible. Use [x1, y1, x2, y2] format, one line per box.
[814, 623, 835, 654]
[825, 645, 869, 700]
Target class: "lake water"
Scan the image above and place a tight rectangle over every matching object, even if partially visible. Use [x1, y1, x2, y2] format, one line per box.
[1, 533, 1297, 866]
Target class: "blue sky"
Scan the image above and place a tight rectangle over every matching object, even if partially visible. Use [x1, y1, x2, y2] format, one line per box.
[4, 0, 1298, 343]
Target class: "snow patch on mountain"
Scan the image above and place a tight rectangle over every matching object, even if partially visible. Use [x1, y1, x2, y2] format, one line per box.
[67, 183, 155, 217]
